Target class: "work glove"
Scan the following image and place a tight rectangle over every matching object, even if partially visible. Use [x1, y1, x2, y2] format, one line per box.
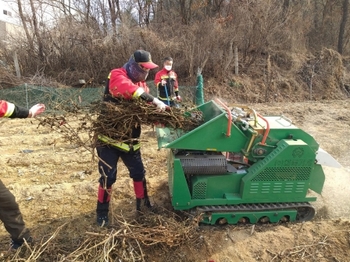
[153, 122, 165, 128]
[152, 98, 168, 111]
[172, 96, 182, 102]
[29, 103, 46, 117]
[161, 79, 167, 86]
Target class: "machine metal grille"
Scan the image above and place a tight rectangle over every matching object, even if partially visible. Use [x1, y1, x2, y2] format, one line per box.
[178, 155, 227, 175]
[192, 181, 207, 199]
[252, 167, 311, 181]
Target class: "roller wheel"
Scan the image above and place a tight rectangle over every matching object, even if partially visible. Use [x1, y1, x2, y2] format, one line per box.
[296, 206, 315, 222]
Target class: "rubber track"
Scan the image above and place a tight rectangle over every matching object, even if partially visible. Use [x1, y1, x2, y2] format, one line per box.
[195, 202, 313, 213]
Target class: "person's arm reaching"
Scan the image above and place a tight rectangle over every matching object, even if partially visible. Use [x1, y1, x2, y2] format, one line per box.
[0, 100, 45, 118]
[133, 88, 168, 111]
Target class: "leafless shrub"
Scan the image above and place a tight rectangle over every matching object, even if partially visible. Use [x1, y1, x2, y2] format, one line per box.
[1, 0, 349, 101]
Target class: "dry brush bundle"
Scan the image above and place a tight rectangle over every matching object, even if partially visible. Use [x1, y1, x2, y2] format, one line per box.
[91, 99, 203, 143]
[69, 212, 201, 262]
[267, 235, 331, 261]
[38, 99, 203, 151]
[7, 211, 202, 262]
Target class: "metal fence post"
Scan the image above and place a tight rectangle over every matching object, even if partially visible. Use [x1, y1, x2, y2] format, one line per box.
[195, 68, 204, 105]
[25, 83, 29, 109]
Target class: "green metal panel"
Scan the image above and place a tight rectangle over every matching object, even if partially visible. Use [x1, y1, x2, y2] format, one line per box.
[157, 114, 247, 152]
[171, 157, 192, 209]
[167, 151, 174, 197]
[156, 99, 225, 149]
[195, 100, 224, 122]
[241, 139, 317, 202]
[164, 116, 246, 151]
[309, 164, 325, 194]
[249, 116, 320, 153]
[156, 128, 185, 149]
[157, 100, 248, 151]
[191, 174, 244, 199]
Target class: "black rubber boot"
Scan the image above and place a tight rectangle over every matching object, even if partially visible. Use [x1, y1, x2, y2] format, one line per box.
[136, 198, 142, 212]
[135, 179, 155, 214]
[143, 179, 152, 208]
[96, 185, 111, 227]
[11, 236, 33, 250]
[96, 202, 109, 226]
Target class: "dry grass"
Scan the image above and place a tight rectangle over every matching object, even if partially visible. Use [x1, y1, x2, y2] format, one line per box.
[0, 67, 22, 89]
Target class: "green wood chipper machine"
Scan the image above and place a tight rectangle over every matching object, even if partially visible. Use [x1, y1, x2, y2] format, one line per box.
[156, 99, 340, 225]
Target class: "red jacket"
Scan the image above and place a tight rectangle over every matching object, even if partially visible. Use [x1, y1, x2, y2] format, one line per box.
[0, 100, 15, 117]
[0, 100, 28, 118]
[102, 68, 151, 141]
[154, 68, 178, 100]
[107, 68, 149, 99]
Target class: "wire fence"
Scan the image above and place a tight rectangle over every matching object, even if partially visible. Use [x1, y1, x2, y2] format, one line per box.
[0, 81, 198, 113]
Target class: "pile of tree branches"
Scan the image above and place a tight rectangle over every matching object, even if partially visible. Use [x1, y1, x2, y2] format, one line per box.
[38, 99, 203, 152]
[6, 211, 202, 262]
[91, 99, 203, 141]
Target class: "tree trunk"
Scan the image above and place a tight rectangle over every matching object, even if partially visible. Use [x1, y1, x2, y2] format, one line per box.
[223, 39, 234, 72]
[29, 0, 44, 61]
[137, 0, 143, 26]
[234, 46, 238, 76]
[178, 0, 192, 25]
[115, 0, 122, 22]
[108, 0, 117, 39]
[13, 51, 21, 78]
[86, 0, 91, 24]
[16, 0, 34, 51]
[338, 0, 349, 54]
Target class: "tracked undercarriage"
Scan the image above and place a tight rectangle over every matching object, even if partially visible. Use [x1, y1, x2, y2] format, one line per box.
[194, 202, 315, 225]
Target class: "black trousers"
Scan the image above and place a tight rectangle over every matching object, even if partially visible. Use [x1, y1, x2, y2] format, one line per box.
[97, 145, 146, 187]
[0, 179, 30, 241]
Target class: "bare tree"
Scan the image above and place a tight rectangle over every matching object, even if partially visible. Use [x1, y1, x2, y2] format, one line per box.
[29, 0, 45, 61]
[108, 0, 122, 35]
[177, 0, 193, 25]
[0, 0, 345, 100]
[338, 0, 349, 54]
[16, 0, 34, 51]
[134, 0, 155, 27]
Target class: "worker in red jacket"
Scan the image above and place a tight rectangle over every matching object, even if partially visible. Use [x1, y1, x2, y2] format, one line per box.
[154, 57, 181, 107]
[0, 100, 45, 249]
[96, 50, 168, 227]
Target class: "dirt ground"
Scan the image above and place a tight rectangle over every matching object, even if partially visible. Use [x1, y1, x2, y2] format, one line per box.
[0, 99, 350, 261]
